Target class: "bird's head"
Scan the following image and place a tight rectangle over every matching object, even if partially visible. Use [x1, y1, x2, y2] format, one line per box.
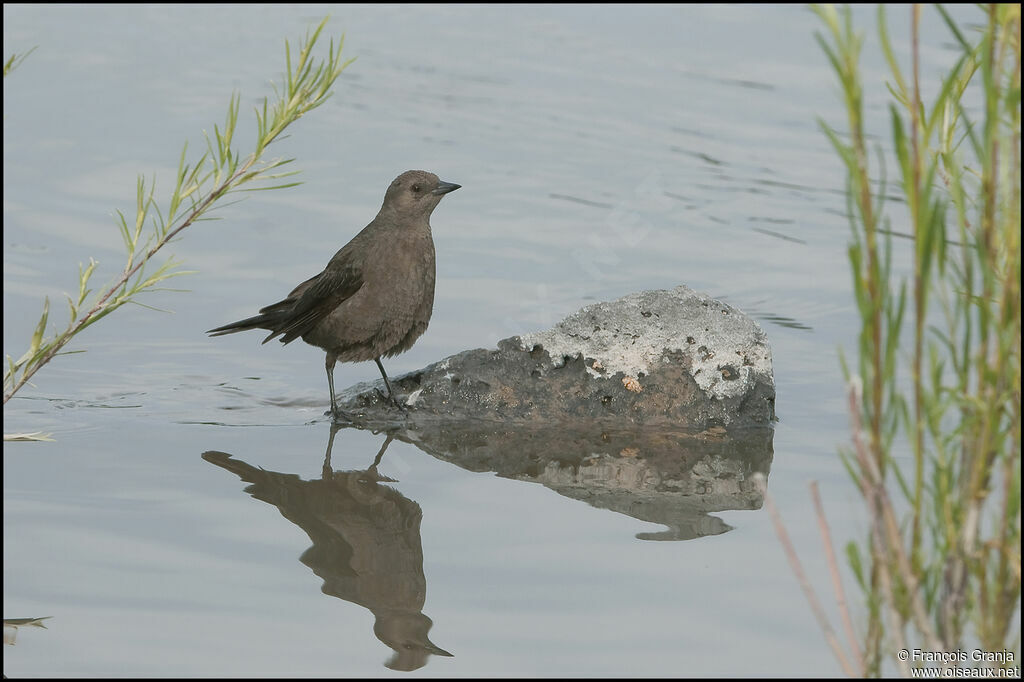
[380, 170, 460, 220]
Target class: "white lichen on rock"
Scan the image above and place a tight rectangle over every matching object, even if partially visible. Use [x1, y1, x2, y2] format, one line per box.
[517, 285, 772, 402]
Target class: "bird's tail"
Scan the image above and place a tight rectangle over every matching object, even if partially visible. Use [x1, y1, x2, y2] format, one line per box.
[207, 308, 291, 344]
[207, 315, 267, 336]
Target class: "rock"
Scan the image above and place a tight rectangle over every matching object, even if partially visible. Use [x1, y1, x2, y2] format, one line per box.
[336, 285, 775, 431]
[327, 285, 777, 541]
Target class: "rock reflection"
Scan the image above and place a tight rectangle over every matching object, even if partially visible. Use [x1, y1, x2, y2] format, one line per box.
[387, 421, 774, 541]
[202, 426, 451, 671]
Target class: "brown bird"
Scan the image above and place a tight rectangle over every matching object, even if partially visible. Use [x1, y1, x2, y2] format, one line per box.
[208, 170, 460, 417]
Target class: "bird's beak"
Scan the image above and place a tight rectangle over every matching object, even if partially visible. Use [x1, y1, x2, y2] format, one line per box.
[432, 180, 461, 196]
[423, 639, 454, 657]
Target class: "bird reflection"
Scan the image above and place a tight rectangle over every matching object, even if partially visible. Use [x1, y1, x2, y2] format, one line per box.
[202, 425, 451, 671]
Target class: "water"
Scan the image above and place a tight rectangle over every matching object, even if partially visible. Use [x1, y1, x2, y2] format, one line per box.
[4, 4, 977, 676]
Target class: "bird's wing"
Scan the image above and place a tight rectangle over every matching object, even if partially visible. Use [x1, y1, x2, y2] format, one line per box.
[261, 261, 364, 345]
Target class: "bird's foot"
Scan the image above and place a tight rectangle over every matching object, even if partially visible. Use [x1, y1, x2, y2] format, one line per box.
[326, 405, 355, 422]
[375, 388, 409, 413]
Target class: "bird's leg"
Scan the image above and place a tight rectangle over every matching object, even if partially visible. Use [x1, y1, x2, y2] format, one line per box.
[371, 433, 394, 468]
[374, 357, 407, 412]
[366, 433, 396, 481]
[322, 422, 342, 479]
[325, 353, 352, 420]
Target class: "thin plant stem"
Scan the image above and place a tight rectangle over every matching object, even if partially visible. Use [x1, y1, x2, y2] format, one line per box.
[759, 474, 857, 677]
[810, 481, 865, 676]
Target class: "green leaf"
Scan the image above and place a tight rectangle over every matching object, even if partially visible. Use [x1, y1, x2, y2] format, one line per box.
[28, 297, 50, 357]
[877, 5, 908, 103]
[846, 540, 866, 590]
[935, 4, 972, 54]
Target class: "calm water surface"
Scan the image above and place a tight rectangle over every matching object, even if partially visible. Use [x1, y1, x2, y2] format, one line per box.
[4, 3, 973, 676]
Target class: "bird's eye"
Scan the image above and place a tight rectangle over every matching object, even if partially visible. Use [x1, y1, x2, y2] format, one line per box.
[412, 184, 421, 193]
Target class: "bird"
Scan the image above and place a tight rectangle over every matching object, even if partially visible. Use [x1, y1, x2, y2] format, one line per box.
[208, 170, 460, 418]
